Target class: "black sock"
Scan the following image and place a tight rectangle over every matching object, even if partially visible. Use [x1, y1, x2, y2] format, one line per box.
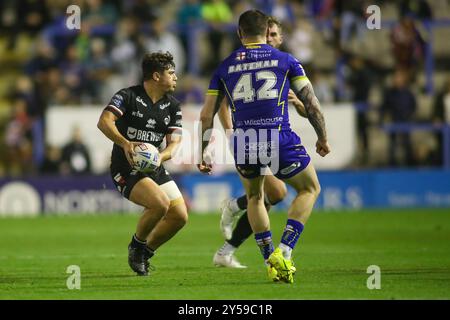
[130, 234, 146, 248]
[228, 198, 272, 248]
[130, 234, 155, 260]
[264, 195, 271, 207]
[236, 195, 248, 210]
[227, 211, 253, 248]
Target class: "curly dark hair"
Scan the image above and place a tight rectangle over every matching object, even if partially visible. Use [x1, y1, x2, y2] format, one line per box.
[142, 51, 175, 81]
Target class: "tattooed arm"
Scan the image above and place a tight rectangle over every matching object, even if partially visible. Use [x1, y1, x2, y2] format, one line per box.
[298, 83, 327, 140]
[295, 82, 331, 157]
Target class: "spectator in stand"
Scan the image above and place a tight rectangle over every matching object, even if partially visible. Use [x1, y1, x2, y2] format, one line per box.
[12, 75, 47, 121]
[306, 0, 331, 18]
[74, 20, 93, 64]
[390, 13, 426, 81]
[59, 44, 86, 103]
[24, 38, 57, 82]
[0, 1, 14, 36]
[125, 0, 156, 24]
[79, 0, 119, 65]
[52, 85, 75, 105]
[85, 37, 114, 103]
[45, 67, 73, 106]
[337, 0, 369, 51]
[308, 0, 338, 49]
[60, 126, 92, 176]
[286, 19, 314, 70]
[399, 0, 432, 20]
[271, 0, 296, 28]
[431, 76, 450, 166]
[23, 40, 56, 120]
[346, 55, 373, 165]
[110, 15, 147, 87]
[4, 98, 34, 175]
[381, 69, 417, 167]
[201, 0, 233, 75]
[6, 0, 51, 50]
[176, 0, 202, 73]
[308, 67, 333, 105]
[40, 144, 62, 175]
[174, 74, 204, 105]
[145, 15, 185, 74]
[83, 0, 118, 27]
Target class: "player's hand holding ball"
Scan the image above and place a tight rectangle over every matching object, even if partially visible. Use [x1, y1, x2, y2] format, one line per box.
[121, 141, 142, 167]
[132, 142, 161, 172]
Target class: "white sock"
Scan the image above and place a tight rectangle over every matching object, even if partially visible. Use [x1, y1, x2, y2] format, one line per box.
[228, 198, 241, 215]
[218, 242, 237, 255]
[279, 243, 292, 260]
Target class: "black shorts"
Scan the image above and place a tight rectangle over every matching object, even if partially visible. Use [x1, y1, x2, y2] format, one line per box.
[111, 165, 173, 200]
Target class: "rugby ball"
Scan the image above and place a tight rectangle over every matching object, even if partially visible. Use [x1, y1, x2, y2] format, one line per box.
[133, 143, 160, 172]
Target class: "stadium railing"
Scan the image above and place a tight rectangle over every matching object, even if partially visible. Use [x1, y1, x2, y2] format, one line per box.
[353, 100, 450, 168]
[381, 122, 450, 168]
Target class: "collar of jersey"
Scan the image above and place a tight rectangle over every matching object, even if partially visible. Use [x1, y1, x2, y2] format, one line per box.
[140, 86, 167, 106]
[244, 42, 268, 48]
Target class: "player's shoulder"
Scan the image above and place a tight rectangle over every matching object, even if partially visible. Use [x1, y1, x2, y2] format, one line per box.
[124, 85, 143, 97]
[284, 51, 302, 65]
[269, 46, 296, 61]
[219, 48, 244, 68]
[112, 85, 141, 99]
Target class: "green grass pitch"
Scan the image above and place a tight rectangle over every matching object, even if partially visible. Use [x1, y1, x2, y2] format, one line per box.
[0, 209, 449, 299]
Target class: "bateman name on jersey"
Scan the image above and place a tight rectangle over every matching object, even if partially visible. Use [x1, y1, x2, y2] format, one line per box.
[228, 60, 279, 74]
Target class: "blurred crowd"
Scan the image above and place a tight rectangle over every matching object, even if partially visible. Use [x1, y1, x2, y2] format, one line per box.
[0, 0, 449, 177]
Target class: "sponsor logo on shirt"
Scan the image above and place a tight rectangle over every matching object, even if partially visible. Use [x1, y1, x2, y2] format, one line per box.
[248, 52, 272, 59]
[164, 116, 170, 126]
[146, 118, 156, 129]
[136, 96, 147, 107]
[127, 126, 164, 142]
[111, 94, 124, 107]
[236, 51, 246, 61]
[113, 173, 125, 184]
[127, 127, 137, 139]
[236, 117, 283, 127]
[159, 102, 170, 110]
[132, 110, 143, 118]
